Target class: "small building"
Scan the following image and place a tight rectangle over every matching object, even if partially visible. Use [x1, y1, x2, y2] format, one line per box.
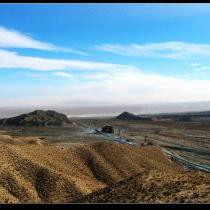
[102, 125, 114, 134]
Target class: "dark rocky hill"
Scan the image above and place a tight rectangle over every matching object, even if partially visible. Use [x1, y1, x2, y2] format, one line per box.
[116, 112, 151, 121]
[0, 110, 70, 126]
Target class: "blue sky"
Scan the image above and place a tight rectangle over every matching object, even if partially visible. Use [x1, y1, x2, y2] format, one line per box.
[0, 3, 210, 107]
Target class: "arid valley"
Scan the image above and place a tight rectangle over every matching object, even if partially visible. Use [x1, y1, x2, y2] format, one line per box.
[0, 110, 210, 203]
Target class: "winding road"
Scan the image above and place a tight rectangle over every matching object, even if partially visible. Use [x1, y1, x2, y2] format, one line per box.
[87, 127, 210, 173]
[161, 148, 210, 173]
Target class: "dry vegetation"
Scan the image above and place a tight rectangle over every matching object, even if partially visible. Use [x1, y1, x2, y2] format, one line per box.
[77, 169, 210, 203]
[0, 132, 176, 203]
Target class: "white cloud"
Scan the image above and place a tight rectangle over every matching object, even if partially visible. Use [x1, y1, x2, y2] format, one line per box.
[27, 74, 46, 78]
[0, 49, 210, 107]
[190, 62, 201, 67]
[68, 70, 210, 105]
[53, 72, 74, 78]
[26, 73, 56, 81]
[176, 73, 190, 78]
[96, 41, 210, 59]
[0, 26, 88, 55]
[62, 71, 210, 108]
[2, 69, 209, 107]
[0, 49, 138, 71]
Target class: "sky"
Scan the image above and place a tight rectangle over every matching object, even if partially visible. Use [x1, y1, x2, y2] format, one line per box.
[0, 3, 210, 107]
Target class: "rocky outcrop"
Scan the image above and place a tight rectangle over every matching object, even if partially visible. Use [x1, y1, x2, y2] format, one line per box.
[0, 110, 70, 126]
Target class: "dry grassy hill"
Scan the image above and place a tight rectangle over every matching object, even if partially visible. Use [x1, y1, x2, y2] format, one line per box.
[0, 132, 210, 203]
[77, 166, 210, 203]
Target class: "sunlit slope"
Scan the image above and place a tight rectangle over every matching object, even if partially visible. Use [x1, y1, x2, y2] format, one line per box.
[78, 168, 210, 203]
[0, 141, 183, 203]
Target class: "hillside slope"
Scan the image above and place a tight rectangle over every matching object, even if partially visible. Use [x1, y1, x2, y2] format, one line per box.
[78, 169, 210, 203]
[0, 142, 185, 203]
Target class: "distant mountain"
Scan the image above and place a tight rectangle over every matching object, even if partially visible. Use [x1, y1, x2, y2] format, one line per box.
[116, 112, 140, 120]
[116, 111, 151, 121]
[141, 110, 210, 117]
[0, 110, 70, 126]
[138, 110, 210, 122]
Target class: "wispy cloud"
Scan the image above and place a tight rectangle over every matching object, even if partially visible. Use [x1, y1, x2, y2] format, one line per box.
[27, 74, 46, 78]
[190, 62, 210, 72]
[0, 26, 88, 55]
[194, 66, 210, 72]
[53, 72, 74, 78]
[26, 73, 56, 81]
[0, 49, 138, 71]
[96, 41, 210, 59]
[190, 62, 201, 67]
